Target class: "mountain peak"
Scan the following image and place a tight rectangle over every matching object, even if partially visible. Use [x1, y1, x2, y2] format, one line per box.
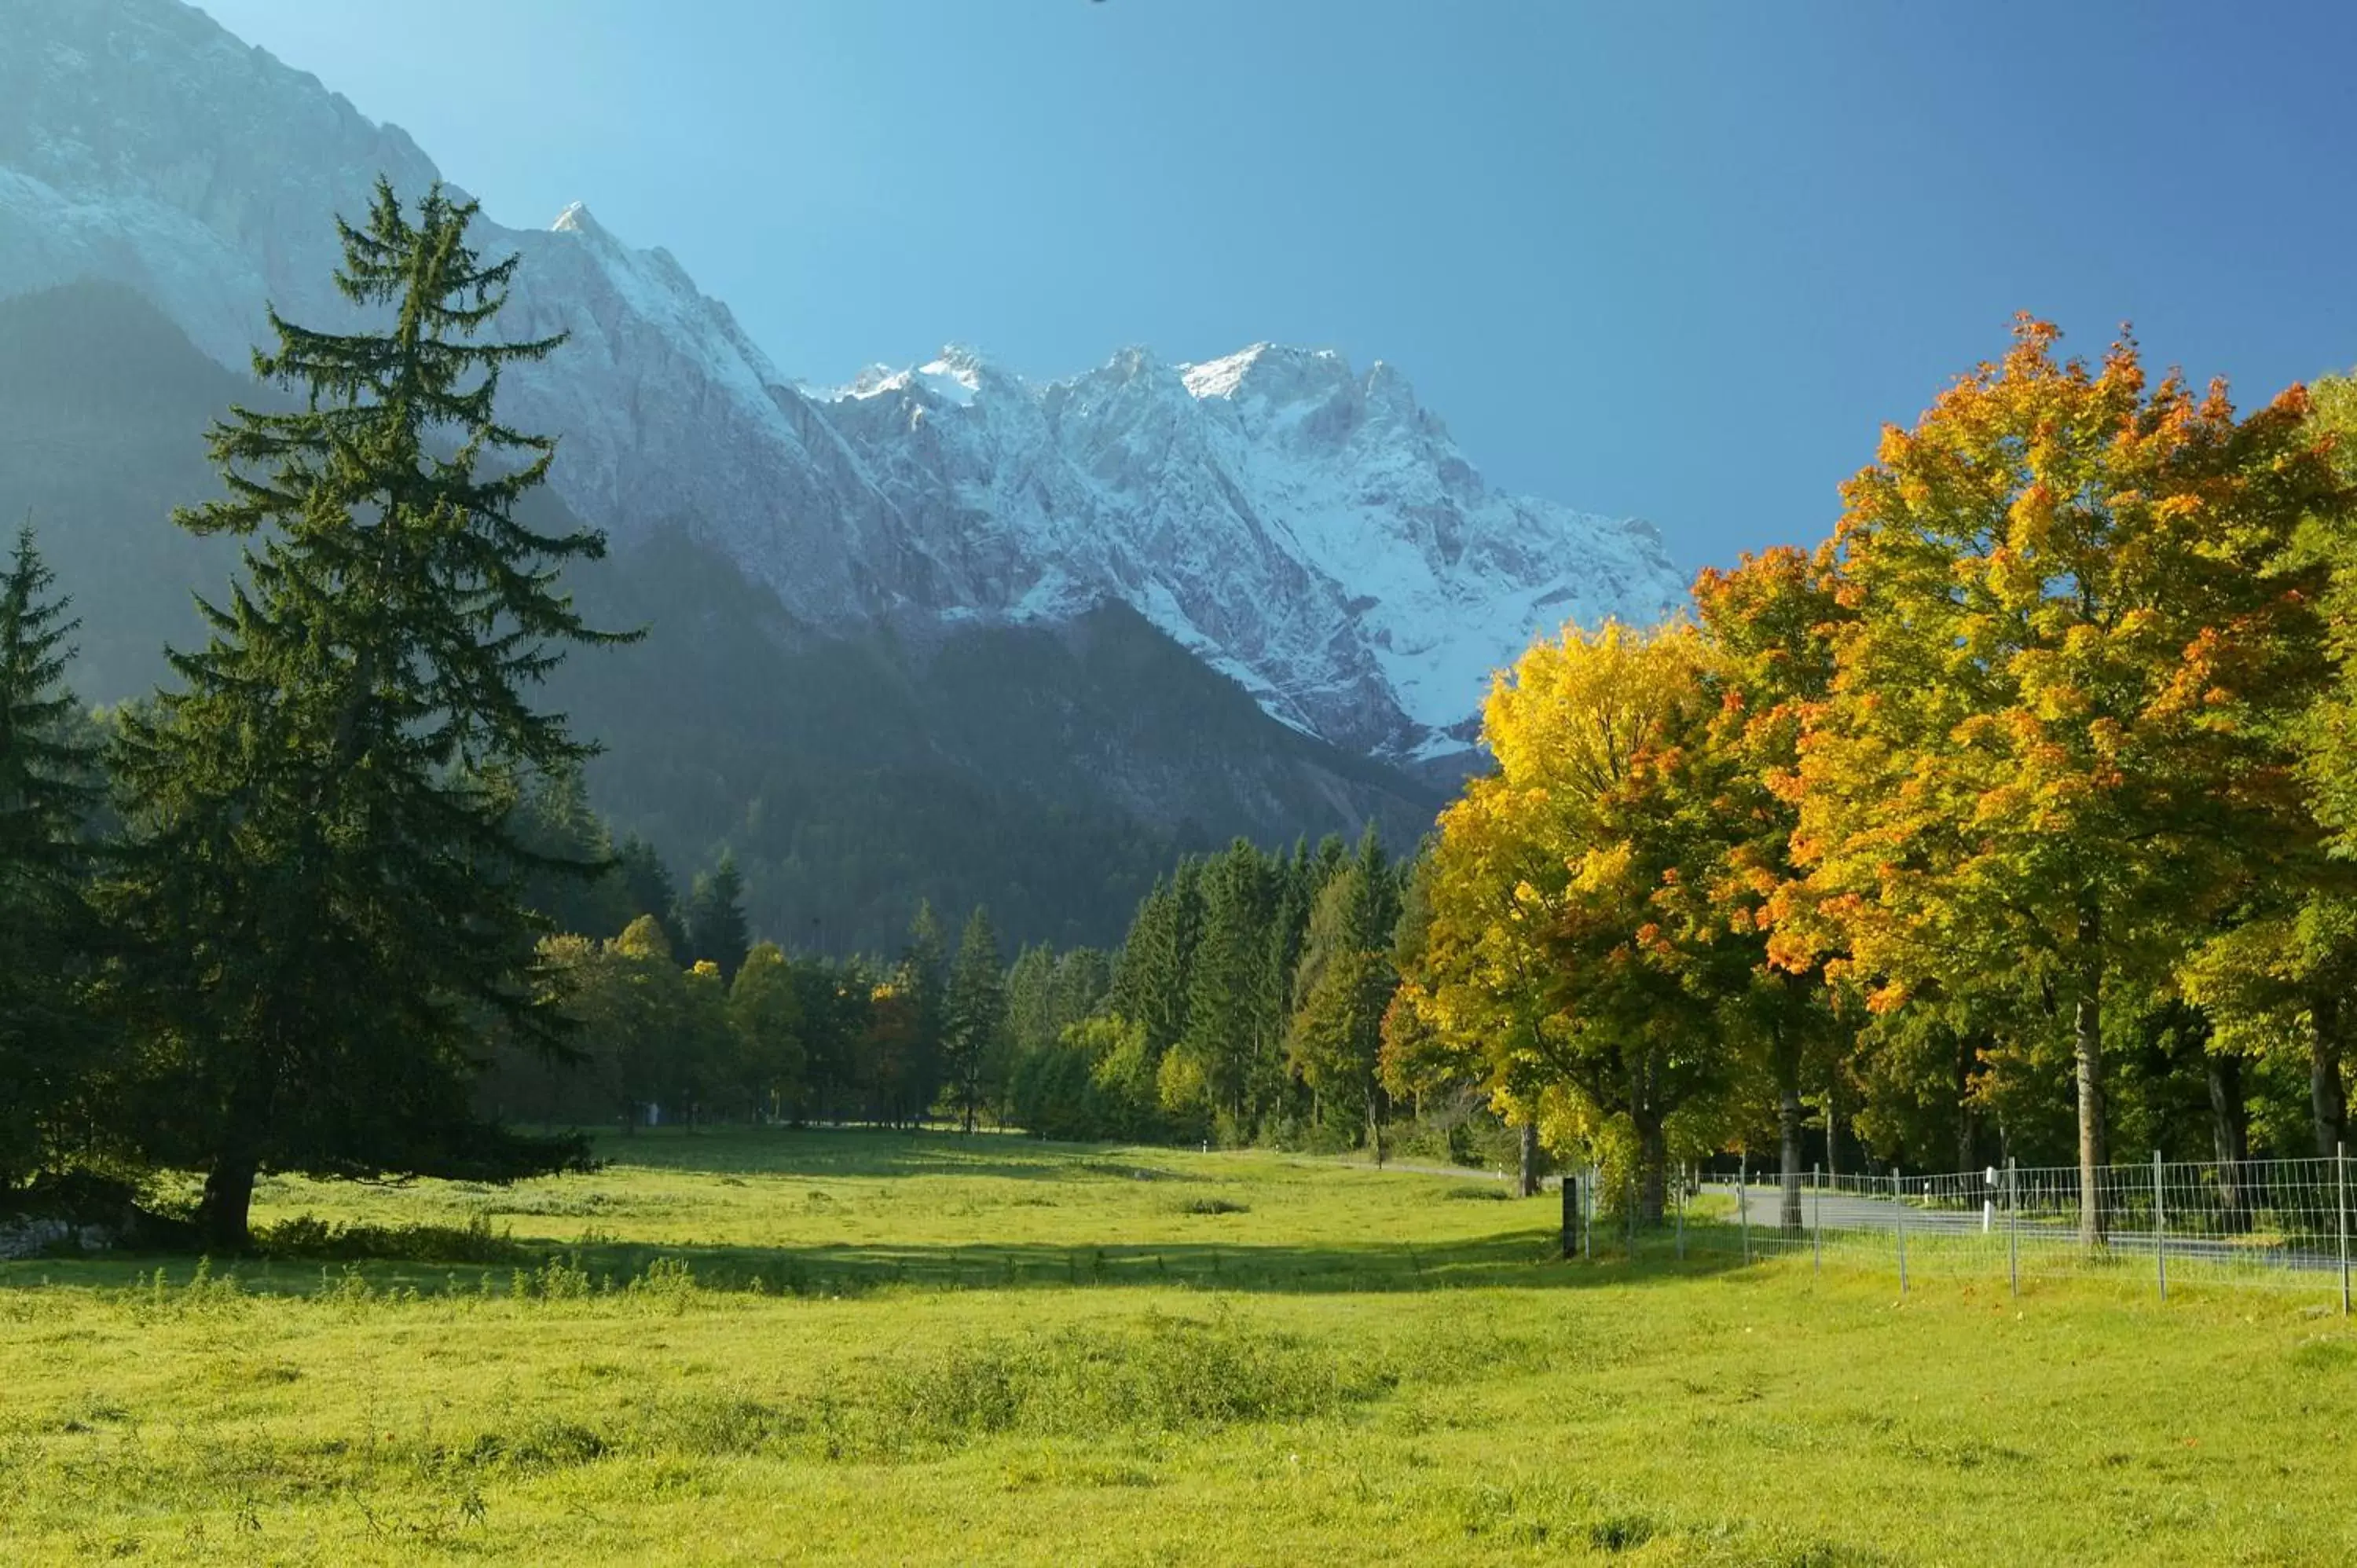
[829, 346, 999, 408]
[1179, 343, 1361, 405]
[550, 201, 604, 237]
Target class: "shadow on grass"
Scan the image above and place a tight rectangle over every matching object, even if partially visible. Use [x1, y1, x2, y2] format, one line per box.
[2, 1227, 1758, 1300]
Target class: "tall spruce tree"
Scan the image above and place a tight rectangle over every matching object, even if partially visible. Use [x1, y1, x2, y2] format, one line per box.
[0, 526, 101, 1187]
[1110, 862, 1204, 1064]
[511, 766, 631, 938]
[1178, 840, 1279, 1133]
[111, 181, 623, 1248]
[901, 900, 950, 1124]
[684, 850, 751, 984]
[612, 834, 687, 953]
[942, 907, 1009, 1134]
[1287, 826, 1402, 1151]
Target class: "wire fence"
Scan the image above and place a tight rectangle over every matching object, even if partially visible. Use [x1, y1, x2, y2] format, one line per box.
[1565, 1147, 2356, 1310]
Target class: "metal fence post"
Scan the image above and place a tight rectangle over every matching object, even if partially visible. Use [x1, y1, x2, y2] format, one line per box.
[1676, 1166, 1686, 1261]
[2007, 1156, 2019, 1300]
[1812, 1160, 1823, 1273]
[2339, 1141, 2350, 1318]
[1896, 1191, 1908, 1297]
[2152, 1149, 2167, 1303]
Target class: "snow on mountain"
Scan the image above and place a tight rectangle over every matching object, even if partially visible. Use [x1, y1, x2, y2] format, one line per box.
[0, 0, 1688, 762]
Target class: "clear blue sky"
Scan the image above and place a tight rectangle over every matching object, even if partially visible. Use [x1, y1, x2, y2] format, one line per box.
[197, 0, 2357, 572]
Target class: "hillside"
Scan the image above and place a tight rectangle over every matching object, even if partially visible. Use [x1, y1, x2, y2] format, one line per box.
[0, 280, 1440, 950]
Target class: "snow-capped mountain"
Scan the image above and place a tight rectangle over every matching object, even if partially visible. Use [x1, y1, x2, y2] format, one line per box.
[0, 0, 1686, 762]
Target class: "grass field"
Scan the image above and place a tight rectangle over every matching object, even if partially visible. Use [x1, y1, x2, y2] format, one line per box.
[2, 1128, 2353, 1565]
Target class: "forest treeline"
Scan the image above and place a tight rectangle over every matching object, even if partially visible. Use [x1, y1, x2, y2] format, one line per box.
[8, 182, 2357, 1254]
[479, 775, 1424, 1166]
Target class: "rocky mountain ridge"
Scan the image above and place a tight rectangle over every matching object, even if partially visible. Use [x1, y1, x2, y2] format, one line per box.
[0, 0, 1688, 761]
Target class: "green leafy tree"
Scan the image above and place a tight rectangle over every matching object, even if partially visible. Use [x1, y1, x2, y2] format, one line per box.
[108, 181, 621, 1248]
[726, 941, 804, 1123]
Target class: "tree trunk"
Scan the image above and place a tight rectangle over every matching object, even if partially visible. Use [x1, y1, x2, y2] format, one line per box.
[1778, 1083, 1805, 1233]
[1955, 1033, 1978, 1175]
[2207, 1053, 2249, 1233]
[198, 1157, 258, 1254]
[2312, 991, 2349, 1159]
[2073, 901, 2108, 1247]
[1518, 1121, 1540, 1198]
[1634, 1108, 1668, 1225]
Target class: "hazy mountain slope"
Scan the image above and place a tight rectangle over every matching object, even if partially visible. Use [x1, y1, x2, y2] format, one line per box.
[0, 0, 1687, 763]
[0, 278, 244, 700]
[0, 280, 1439, 949]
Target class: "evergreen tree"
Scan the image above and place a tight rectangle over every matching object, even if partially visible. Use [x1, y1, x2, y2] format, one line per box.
[1178, 840, 1279, 1134]
[1288, 827, 1402, 1152]
[684, 849, 751, 984]
[1006, 943, 1061, 1058]
[900, 900, 949, 1122]
[1109, 861, 1204, 1064]
[0, 526, 101, 1186]
[511, 766, 631, 937]
[109, 181, 622, 1248]
[1050, 947, 1113, 1028]
[612, 834, 687, 954]
[942, 907, 1009, 1133]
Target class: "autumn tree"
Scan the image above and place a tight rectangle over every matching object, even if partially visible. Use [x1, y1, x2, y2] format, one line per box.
[1693, 545, 1854, 1229]
[1415, 621, 1741, 1220]
[1780, 319, 2344, 1244]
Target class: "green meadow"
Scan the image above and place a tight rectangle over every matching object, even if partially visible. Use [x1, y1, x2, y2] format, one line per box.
[2, 1129, 2352, 1565]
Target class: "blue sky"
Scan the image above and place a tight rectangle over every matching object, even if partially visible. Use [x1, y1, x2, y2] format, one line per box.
[198, 0, 2357, 572]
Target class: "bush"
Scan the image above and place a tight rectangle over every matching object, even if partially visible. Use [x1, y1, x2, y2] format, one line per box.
[258, 1211, 530, 1266]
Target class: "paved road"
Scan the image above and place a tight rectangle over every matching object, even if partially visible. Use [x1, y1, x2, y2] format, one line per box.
[1712, 1182, 2348, 1273]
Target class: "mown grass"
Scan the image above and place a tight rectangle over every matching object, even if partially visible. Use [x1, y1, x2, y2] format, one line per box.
[2, 1128, 2352, 1564]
